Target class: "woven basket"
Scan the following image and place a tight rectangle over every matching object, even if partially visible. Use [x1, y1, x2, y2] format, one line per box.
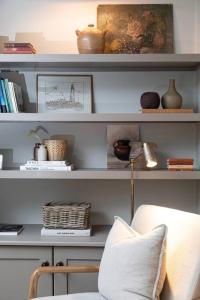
[43, 201, 91, 229]
[43, 139, 67, 161]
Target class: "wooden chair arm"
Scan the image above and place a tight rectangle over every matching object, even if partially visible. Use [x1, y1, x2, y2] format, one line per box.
[28, 265, 99, 300]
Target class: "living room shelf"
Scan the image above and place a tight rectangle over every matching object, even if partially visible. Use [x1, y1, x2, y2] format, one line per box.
[0, 224, 110, 246]
[0, 54, 199, 70]
[0, 113, 199, 123]
[0, 170, 199, 180]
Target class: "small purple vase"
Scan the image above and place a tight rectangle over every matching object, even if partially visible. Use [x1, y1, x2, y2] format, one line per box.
[140, 92, 160, 109]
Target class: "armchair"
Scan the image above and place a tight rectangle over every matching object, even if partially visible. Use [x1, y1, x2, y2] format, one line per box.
[29, 205, 200, 300]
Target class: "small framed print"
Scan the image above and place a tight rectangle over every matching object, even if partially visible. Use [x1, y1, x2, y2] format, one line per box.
[37, 75, 93, 113]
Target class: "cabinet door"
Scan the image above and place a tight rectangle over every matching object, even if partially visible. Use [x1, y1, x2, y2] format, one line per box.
[54, 247, 103, 295]
[0, 246, 52, 300]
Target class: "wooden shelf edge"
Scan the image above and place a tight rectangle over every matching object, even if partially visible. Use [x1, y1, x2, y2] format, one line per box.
[0, 169, 200, 180]
[0, 112, 199, 123]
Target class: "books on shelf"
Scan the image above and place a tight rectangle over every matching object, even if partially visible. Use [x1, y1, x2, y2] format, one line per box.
[167, 158, 194, 171]
[0, 79, 23, 113]
[20, 160, 74, 171]
[0, 224, 24, 235]
[3, 42, 36, 54]
[41, 227, 91, 237]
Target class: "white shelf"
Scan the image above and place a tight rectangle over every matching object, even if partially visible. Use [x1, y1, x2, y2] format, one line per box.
[0, 113, 199, 123]
[0, 224, 110, 246]
[0, 54, 200, 70]
[0, 169, 199, 180]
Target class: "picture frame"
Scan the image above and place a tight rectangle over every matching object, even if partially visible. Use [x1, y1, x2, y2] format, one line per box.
[37, 75, 93, 113]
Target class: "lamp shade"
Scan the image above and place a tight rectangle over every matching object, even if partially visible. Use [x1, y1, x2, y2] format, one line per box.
[143, 143, 158, 168]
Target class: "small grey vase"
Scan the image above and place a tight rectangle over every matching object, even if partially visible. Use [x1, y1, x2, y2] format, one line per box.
[161, 79, 182, 109]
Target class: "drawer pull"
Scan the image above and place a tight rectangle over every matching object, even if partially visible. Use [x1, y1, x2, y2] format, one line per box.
[56, 261, 64, 266]
[41, 261, 50, 267]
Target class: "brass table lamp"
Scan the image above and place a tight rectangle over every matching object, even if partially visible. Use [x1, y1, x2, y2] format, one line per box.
[129, 142, 158, 219]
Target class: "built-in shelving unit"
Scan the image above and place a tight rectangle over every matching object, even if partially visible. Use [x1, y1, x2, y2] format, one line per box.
[0, 225, 110, 246]
[0, 54, 200, 70]
[0, 169, 199, 180]
[0, 113, 199, 123]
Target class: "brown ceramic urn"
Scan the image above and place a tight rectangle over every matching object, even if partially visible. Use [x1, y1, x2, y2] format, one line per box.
[76, 24, 106, 54]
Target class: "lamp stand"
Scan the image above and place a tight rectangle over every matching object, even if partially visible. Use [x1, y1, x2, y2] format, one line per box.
[130, 158, 136, 221]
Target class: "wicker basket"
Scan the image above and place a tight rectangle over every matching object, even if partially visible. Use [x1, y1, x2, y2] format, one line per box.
[43, 139, 67, 161]
[42, 201, 91, 229]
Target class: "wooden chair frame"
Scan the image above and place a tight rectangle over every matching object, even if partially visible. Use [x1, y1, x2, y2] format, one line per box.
[29, 265, 99, 300]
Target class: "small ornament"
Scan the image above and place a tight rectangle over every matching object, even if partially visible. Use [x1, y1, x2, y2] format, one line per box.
[140, 92, 160, 109]
[161, 79, 182, 109]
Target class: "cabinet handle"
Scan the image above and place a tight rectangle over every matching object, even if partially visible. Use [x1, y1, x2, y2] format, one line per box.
[41, 261, 50, 267]
[56, 261, 64, 266]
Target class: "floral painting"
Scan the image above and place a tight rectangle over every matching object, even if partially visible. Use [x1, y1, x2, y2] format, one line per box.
[97, 4, 174, 54]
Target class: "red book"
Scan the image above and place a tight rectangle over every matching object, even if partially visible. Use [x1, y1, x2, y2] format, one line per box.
[4, 47, 36, 53]
[3, 50, 35, 54]
[4, 42, 33, 48]
[167, 158, 194, 165]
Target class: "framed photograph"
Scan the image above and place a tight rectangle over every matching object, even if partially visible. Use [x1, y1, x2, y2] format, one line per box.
[37, 75, 93, 113]
[97, 4, 174, 54]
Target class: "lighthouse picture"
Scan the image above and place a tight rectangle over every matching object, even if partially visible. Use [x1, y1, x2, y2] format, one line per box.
[37, 75, 92, 113]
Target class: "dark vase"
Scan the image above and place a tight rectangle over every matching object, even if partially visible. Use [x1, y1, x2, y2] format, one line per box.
[113, 139, 131, 161]
[140, 92, 160, 109]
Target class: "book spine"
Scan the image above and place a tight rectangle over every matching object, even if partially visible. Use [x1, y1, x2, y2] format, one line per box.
[26, 160, 67, 166]
[167, 159, 194, 165]
[3, 50, 35, 54]
[8, 82, 18, 113]
[4, 47, 35, 52]
[168, 164, 193, 168]
[0, 80, 9, 112]
[0, 79, 9, 112]
[4, 43, 33, 48]
[13, 83, 23, 112]
[4, 79, 14, 112]
[41, 229, 91, 237]
[20, 166, 73, 171]
[0, 80, 7, 112]
[168, 168, 193, 171]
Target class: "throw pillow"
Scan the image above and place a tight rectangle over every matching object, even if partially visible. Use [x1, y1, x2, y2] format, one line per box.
[98, 216, 167, 300]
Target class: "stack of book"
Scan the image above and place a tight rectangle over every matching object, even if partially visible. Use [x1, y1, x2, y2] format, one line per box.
[0, 79, 23, 113]
[20, 160, 74, 171]
[41, 226, 91, 237]
[0, 224, 24, 236]
[167, 158, 194, 171]
[3, 42, 36, 54]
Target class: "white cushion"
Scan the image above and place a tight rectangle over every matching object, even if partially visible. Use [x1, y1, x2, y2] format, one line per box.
[35, 292, 106, 300]
[98, 216, 167, 300]
[131, 205, 200, 300]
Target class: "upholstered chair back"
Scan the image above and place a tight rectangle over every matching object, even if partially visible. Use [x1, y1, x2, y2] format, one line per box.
[131, 205, 200, 300]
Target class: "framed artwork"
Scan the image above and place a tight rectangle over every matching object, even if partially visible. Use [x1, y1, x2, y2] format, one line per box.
[37, 75, 93, 113]
[97, 4, 174, 54]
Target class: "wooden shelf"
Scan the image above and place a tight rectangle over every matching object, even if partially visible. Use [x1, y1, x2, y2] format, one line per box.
[0, 224, 110, 246]
[0, 169, 200, 180]
[0, 54, 199, 70]
[0, 113, 199, 123]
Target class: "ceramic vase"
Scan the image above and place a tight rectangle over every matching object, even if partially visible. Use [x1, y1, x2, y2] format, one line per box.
[76, 24, 106, 54]
[113, 139, 131, 161]
[161, 79, 182, 109]
[140, 92, 160, 109]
